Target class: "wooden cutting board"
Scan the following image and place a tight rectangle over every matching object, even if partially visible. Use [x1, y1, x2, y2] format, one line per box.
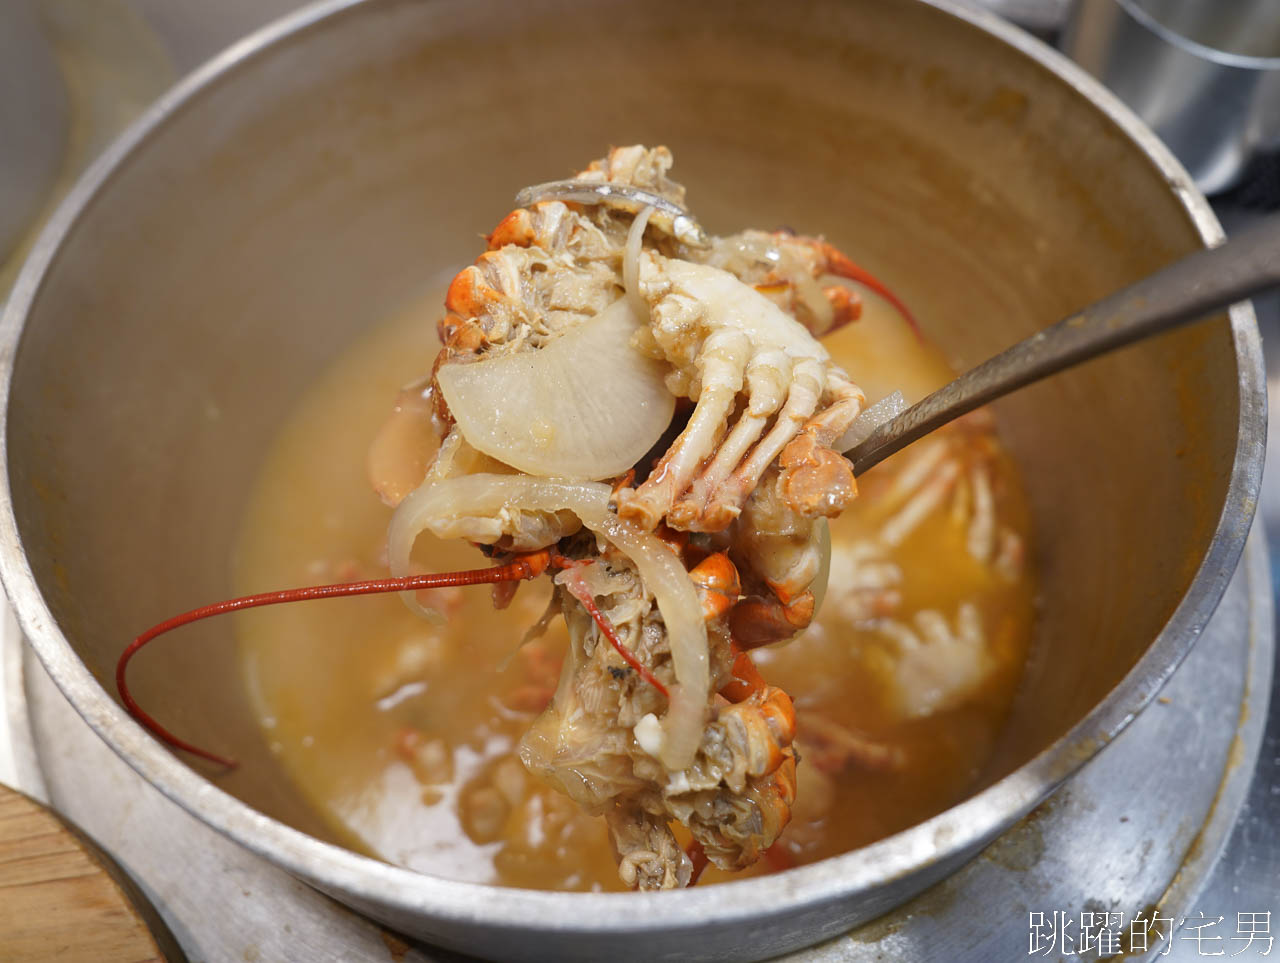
[0, 783, 184, 961]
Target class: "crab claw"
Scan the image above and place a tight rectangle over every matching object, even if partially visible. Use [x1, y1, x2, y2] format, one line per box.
[778, 433, 858, 519]
[729, 591, 816, 648]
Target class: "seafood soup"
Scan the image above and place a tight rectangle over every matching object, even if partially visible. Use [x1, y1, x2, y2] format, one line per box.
[235, 197, 1035, 890]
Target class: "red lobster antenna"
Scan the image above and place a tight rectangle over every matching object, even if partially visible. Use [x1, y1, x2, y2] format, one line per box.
[117, 551, 661, 768]
[820, 242, 924, 341]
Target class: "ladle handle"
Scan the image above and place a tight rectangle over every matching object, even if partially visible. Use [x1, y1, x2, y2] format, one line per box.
[845, 214, 1280, 476]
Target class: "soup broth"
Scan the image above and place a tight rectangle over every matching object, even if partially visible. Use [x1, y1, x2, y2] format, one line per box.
[235, 288, 1036, 890]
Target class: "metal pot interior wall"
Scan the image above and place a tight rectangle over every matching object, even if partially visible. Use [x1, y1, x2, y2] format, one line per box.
[5, 0, 1237, 890]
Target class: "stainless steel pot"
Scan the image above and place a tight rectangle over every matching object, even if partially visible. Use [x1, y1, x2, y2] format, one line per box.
[1064, 0, 1280, 193]
[0, 1, 1265, 959]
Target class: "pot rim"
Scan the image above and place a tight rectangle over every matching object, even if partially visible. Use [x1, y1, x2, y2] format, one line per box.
[0, 0, 1265, 935]
[1113, 0, 1280, 71]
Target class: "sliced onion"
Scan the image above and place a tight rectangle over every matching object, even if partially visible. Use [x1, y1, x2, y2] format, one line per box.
[388, 475, 612, 579]
[834, 390, 906, 454]
[435, 297, 674, 481]
[388, 475, 610, 621]
[623, 205, 653, 319]
[810, 518, 832, 618]
[388, 473, 709, 770]
[592, 509, 709, 771]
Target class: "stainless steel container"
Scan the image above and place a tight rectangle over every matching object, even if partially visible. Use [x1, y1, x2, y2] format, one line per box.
[1064, 0, 1280, 193]
[0, 0, 1265, 959]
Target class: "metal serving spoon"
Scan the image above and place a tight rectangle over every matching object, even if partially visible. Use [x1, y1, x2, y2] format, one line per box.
[518, 181, 1280, 475]
[844, 214, 1280, 475]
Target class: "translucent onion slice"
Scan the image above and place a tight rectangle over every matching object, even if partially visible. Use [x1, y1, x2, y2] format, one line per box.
[388, 473, 709, 770]
[810, 518, 832, 618]
[435, 298, 675, 481]
[834, 390, 906, 454]
[590, 509, 709, 771]
[387, 474, 613, 584]
[623, 205, 653, 319]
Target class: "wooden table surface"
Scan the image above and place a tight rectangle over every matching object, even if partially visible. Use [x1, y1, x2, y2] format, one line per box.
[0, 783, 182, 962]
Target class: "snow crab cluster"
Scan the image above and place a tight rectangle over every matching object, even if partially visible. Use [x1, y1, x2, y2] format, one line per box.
[119, 145, 1028, 892]
[834, 410, 1027, 718]
[373, 145, 921, 887]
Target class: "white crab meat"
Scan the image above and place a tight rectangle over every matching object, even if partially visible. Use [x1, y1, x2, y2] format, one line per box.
[866, 416, 1026, 583]
[825, 538, 903, 623]
[616, 253, 864, 531]
[875, 602, 991, 718]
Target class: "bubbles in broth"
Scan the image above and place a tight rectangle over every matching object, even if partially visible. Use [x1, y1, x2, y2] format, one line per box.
[233, 283, 1035, 891]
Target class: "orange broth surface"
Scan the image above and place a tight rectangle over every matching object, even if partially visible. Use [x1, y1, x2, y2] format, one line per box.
[234, 288, 1037, 891]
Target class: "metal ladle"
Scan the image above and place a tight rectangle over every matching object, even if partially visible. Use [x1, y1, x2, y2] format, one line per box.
[518, 181, 1279, 475]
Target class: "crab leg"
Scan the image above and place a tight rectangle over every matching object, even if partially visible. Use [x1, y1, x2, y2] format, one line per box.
[799, 370, 866, 447]
[879, 457, 962, 547]
[701, 357, 825, 525]
[966, 463, 997, 563]
[617, 328, 751, 529]
[668, 349, 790, 530]
[776, 372, 865, 519]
